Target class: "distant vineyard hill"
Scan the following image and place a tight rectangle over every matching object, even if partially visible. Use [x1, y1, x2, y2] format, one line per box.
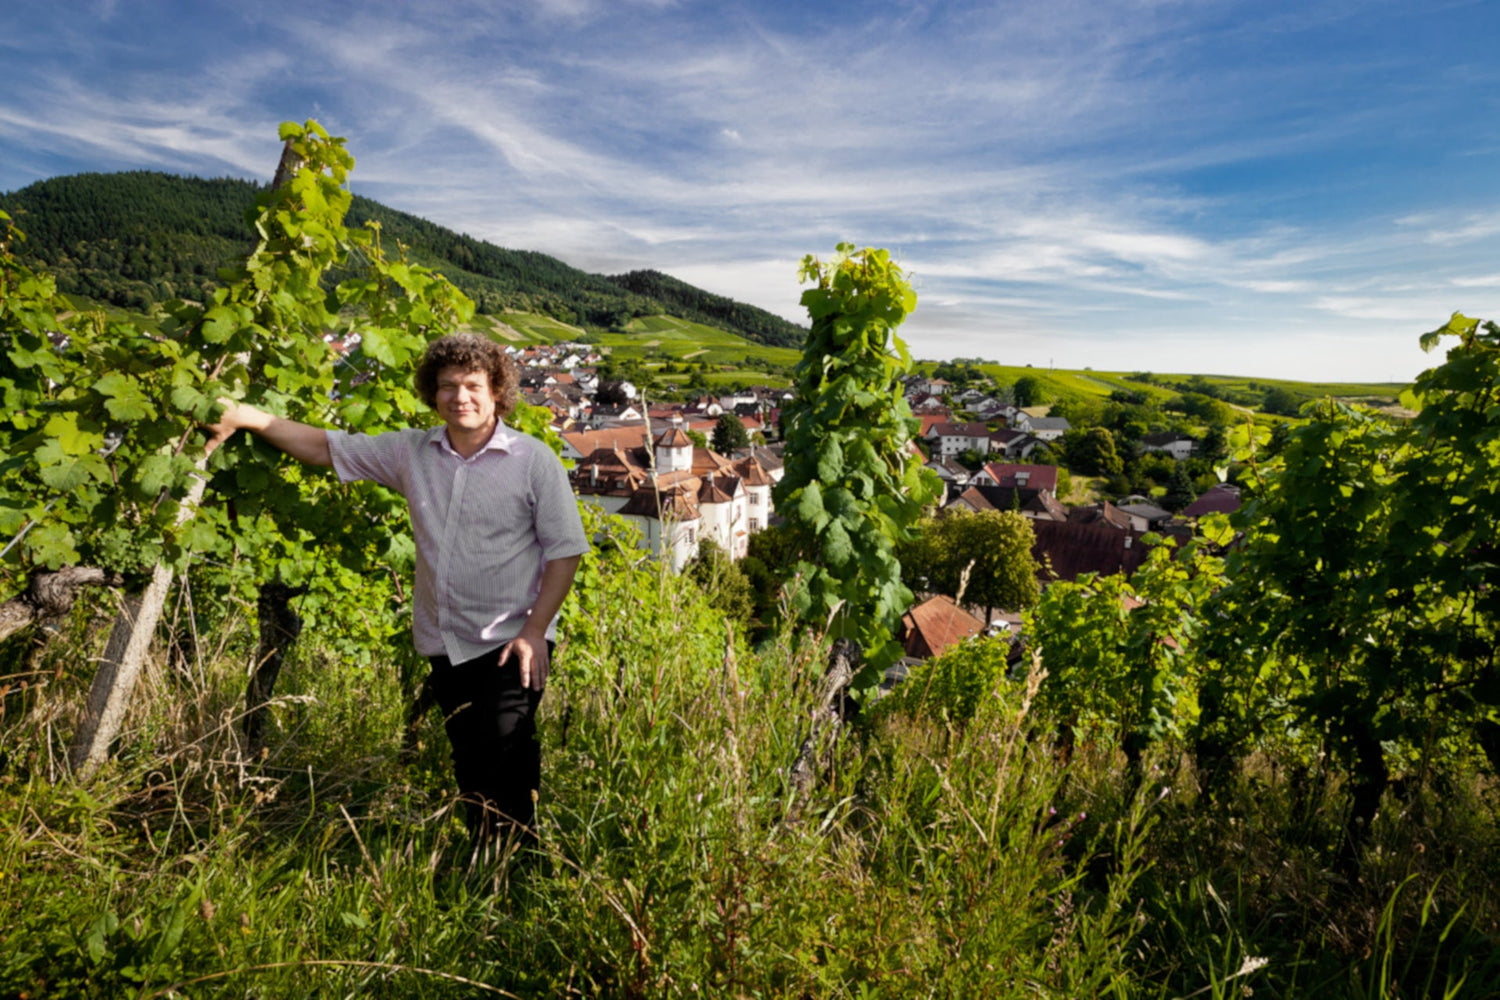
[0, 170, 807, 348]
[603, 269, 804, 352]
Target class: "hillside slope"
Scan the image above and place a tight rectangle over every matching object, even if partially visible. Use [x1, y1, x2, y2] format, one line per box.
[0, 171, 807, 348]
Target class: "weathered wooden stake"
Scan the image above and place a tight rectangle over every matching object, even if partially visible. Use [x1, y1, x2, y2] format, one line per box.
[68, 470, 207, 778]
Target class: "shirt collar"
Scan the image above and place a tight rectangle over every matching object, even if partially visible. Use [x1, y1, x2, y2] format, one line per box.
[431, 420, 518, 460]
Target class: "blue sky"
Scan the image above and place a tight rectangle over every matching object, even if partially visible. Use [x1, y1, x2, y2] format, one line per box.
[4, 0, 1499, 382]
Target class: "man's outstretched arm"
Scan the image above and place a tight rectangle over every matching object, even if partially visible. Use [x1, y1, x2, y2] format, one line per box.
[206, 400, 332, 467]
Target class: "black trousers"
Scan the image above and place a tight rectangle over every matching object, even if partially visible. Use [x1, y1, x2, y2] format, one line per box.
[425, 642, 550, 844]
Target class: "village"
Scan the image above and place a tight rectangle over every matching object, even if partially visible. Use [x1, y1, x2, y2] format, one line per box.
[508, 342, 1243, 672]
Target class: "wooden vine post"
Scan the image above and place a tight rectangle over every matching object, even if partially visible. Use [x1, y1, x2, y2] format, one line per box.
[69, 467, 208, 776]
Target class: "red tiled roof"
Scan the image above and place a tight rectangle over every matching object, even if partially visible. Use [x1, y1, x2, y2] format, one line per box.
[900, 595, 985, 660]
[1068, 501, 1133, 531]
[736, 455, 774, 487]
[1183, 484, 1242, 518]
[655, 424, 693, 448]
[619, 487, 700, 521]
[698, 474, 740, 504]
[980, 462, 1058, 492]
[932, 421, 992, 439]
[949, 485, 1062, 518]
[1031, 519, 1152, 583]
[562, 425, 651, 456]
[916, 414, 952, 437]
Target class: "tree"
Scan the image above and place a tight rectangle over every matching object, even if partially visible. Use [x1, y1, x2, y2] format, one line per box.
[686, 538, 754, 632]
[595, 379, 630, 406]
[1012, 375, 1046, 408]
[1162, 465, 1197, 512]
[1062, 427, 1124, 476]
[1199, 424, 1228, 463]
[901, 510, 1040, 622]
[1260, 385, 1303, 416]
[711, 412, 750, 454]
[774, 245, 941, 689]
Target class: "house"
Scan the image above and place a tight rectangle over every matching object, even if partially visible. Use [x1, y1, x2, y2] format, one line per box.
[587, 403, 644, 427]
[948, 484, 1068, 521]
[1182, 484, 1242, 519]
[995, 403, 1027, 425]
[616, 487, 702, 572]
[1115, 501, 1174, 532]
[561, 424, 653, 463]
[916, 413, 954, 440]
[925, 457, 972, 489]
[571, 416, 774, 568]
[972, 462, 1058, 494]
[987, 428, 1039, 459]
[929, 421, 994, 458]
[1068, 501, 1135, 532]
[970, 397, 1010, 420]
[1023, 416, 1071, 442]
[731, 444, 785, 484]
[1031, 519, 1151, 583]
[900, 595, 985, 660]
[1139, 432, 1195, 461]
[905, 376, 951, 399]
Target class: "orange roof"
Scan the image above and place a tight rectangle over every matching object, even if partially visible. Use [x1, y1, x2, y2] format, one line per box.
[655, 424, 693, 448]
[562, 425, 651, 456]
[736, 455, 773, 487]
[900, 595, 985, 660]
[619, 486, 700, 521]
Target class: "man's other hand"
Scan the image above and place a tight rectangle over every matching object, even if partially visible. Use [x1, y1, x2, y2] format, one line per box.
[500, 634, 549, 691]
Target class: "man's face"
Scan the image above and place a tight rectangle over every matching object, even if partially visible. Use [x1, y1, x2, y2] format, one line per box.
[434, 366, 498, 435]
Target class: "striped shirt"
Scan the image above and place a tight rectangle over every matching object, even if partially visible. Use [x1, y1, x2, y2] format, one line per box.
[327, 422, 590, 662]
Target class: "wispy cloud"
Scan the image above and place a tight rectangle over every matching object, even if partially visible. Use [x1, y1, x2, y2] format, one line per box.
[2, 0, 1498, 380]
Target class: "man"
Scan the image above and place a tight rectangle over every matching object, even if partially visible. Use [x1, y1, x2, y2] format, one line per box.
[209, 334, 589, 846]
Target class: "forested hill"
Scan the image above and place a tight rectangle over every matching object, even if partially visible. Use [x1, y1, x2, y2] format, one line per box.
[0, 171, 808, 348]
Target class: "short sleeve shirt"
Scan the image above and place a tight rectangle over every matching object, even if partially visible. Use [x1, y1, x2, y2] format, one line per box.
[326, 421, 590, 662]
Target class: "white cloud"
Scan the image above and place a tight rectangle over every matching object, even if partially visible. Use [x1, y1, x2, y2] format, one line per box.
[3, 0, 1498, 381]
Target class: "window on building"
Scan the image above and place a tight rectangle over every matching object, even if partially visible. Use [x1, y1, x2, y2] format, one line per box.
[749, 517, 760, 532]
[749, 493, 760, 506]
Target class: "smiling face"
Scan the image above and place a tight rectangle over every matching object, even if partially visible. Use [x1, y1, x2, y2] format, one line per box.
[433, 365, 499, 439]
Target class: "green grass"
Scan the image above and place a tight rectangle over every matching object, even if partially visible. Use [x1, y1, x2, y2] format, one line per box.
[3, 558, 1497, 998]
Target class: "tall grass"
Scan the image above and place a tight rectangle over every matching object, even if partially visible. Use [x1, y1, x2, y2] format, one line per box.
[1, 581, 1497, 997]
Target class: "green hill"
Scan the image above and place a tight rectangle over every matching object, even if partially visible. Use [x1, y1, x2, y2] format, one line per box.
[0, 171, 808, 348]
[917, 360, 1407, 415]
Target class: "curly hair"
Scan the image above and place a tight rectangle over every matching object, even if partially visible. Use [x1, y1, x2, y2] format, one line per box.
[414, 334, 520, 416]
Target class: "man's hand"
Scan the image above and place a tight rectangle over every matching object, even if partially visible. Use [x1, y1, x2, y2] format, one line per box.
[203, 398, 250, 456]
[500, 634, 550, 691]
[497, 555, 580, 692]
[203, 398, 332, 467]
